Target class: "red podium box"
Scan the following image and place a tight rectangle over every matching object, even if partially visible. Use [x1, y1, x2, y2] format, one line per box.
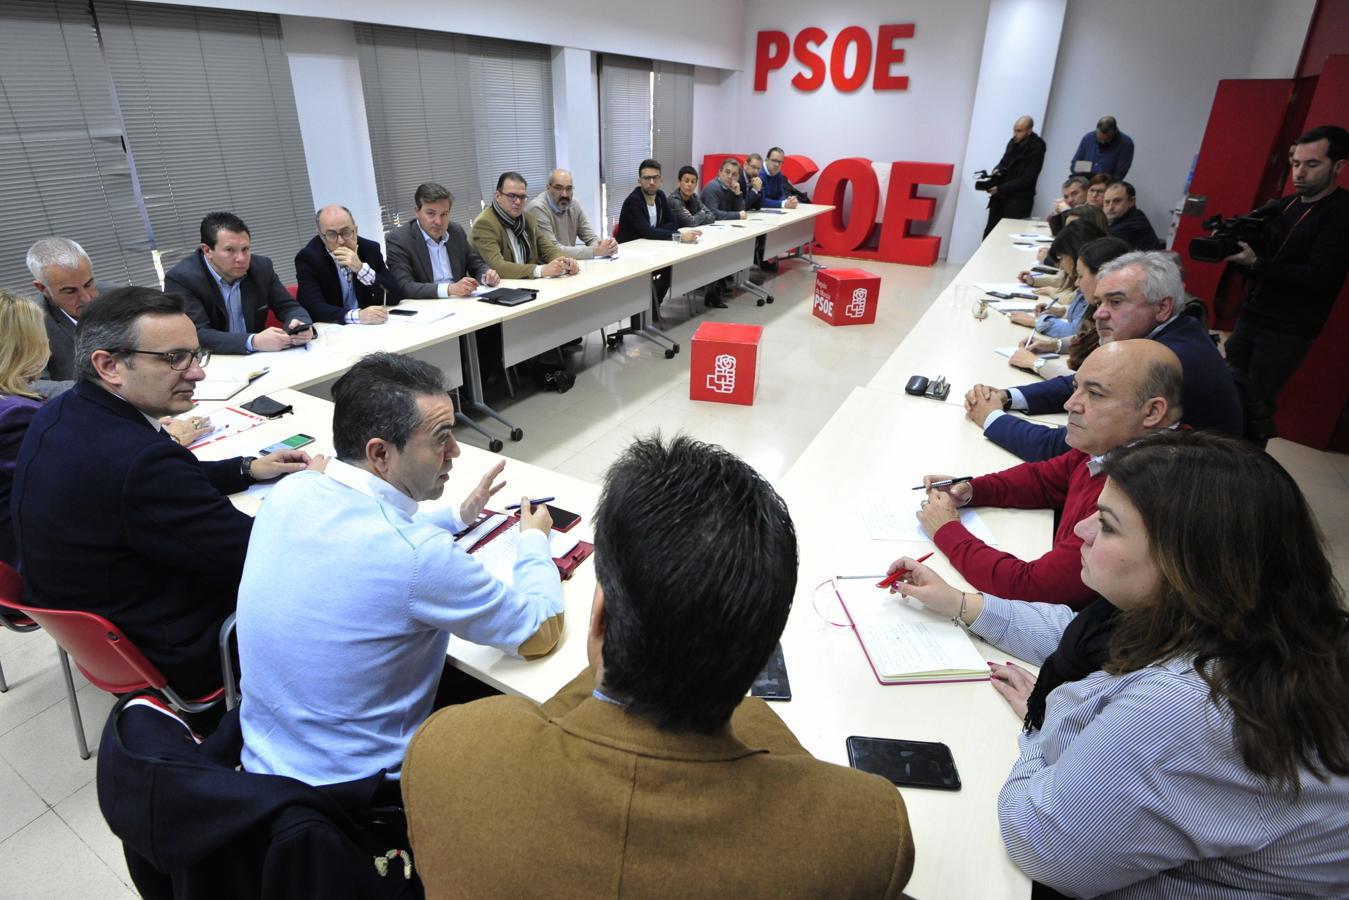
[812, 267, 881, 326]
[690, 322, 763, 406]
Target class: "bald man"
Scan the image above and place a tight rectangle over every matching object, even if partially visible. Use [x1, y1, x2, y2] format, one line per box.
[919, 339, 1182, 608]
[294, 205, 403, 324]
[525, 169, 617, 260]
[983, 115, 1046, 237]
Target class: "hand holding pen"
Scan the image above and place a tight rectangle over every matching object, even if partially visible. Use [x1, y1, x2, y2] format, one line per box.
[876, 552, 933, 589]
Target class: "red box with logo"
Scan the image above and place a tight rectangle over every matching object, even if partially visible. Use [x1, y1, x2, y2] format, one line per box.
[690, 322, 763, 406]
[812, 268, 881, 326]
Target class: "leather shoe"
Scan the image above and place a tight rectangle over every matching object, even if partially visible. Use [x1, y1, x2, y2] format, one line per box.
[759, 259, 780, 273]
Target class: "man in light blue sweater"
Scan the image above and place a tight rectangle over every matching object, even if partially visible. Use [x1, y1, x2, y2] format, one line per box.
[236, 352, 564, 786]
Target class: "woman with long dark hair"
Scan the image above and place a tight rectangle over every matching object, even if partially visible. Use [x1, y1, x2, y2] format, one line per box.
[888, 430, 1349, 896]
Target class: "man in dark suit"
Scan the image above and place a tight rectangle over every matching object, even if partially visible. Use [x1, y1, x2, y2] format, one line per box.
[11, 287, 314, 694]
[385, 182, 499, 298]
[294, 205, 402, 324]
[1103, 181, 1161, 251]
[963, 251, 1243, 462]
[26, 236, 98, 387]
[616, 159, 701, 307]
[164, 212, 313, 355]
[402, 435, 915, 897]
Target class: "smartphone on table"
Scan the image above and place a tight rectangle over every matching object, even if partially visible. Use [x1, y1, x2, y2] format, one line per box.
[260, 433, 315, 455]
[846, 736, 961, 790]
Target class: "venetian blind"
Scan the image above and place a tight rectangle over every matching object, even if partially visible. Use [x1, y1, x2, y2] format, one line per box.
[598, 55, 654, 230]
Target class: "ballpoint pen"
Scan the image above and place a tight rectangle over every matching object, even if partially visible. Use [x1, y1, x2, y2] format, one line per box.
[911, 476, 973, 490]
[505, 496, 555, 511]
[877, 552, 934, 589]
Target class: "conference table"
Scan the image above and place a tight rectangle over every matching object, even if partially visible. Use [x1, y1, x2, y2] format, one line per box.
[190, 215, 1056, 899]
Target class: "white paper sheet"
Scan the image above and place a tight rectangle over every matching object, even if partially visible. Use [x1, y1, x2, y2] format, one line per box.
[861, 493, 999, 545]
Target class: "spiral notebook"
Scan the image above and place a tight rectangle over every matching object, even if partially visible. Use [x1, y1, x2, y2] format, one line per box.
[833, 577, 989, 685]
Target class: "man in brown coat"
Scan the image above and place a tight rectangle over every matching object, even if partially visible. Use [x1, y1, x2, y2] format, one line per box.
[469, 171, 578, 280]
[402, 435, 915, 899]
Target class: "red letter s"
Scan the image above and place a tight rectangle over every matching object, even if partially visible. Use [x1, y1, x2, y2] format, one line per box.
[790, 28, 827, 91]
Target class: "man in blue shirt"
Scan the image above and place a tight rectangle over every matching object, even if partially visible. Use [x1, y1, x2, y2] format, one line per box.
[236, 352, 564, 786]
[1069, 116, 1134, 179]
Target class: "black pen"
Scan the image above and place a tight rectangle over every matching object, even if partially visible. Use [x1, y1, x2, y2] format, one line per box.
[911, 477, 973, 490]
[505, 496, 555, 510]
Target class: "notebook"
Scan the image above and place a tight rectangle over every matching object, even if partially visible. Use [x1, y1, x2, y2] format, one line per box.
[461, 512, 592, 582]
[833, 577, 989, 685]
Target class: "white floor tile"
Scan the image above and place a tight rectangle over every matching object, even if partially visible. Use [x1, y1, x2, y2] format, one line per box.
[0, 811, 137, 899]
[0, 683, 114, 805]
[0, 637, 81, 740]
[54, 780, 136, 892]
[0, 753, 46, 844]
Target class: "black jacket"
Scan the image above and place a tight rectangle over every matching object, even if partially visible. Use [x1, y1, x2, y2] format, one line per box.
[12, 381, 251, 694]
[1243, 188, 1349, 338]
[989, 133, 1046, 215]
[98, 695, 418, 899]
[617, 187, 679, 242]
[164, 252, 311, 355]
[1108, 207, 1162, 251]
[294, 235, 403, 323]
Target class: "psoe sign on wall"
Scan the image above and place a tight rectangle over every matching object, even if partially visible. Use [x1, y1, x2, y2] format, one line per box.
[754, 25, 914, 92]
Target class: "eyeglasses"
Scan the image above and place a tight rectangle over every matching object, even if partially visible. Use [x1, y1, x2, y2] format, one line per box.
[321, 228, 357, 242]
[639, 174, 662, 182]
[113, 348, 210, 370]
[549, 185, 574, 194]
[500, 192, 528, 202]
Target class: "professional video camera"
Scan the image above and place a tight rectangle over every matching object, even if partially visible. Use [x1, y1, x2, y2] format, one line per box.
[1189, 202, 1279, 263]
[973, 169, 1001, 192]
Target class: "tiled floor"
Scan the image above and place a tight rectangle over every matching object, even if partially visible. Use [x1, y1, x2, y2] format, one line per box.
[3, 253, 1346, 897]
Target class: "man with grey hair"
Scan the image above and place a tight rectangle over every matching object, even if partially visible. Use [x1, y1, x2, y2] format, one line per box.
[294, 204, 402, 324]
[27, 236, 98, 384]
[524, 169, 617, 260]
[12, 286, 313, 696]
[964, 250, 1243, 461]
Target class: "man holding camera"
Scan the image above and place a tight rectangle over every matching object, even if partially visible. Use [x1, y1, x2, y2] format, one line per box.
[1224, 125, 1349, 442]
[981, 116, 1046, 238]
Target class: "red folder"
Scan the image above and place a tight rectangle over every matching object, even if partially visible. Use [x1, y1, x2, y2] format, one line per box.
[466, 512, 593, 580]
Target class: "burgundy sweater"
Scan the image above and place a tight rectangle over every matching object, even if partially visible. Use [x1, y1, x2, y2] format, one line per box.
[932, 449, 1102, 608]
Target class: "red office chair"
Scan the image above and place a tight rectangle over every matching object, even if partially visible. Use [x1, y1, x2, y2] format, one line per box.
[0, 572, 225, 759]
[0, 562, 40, 694]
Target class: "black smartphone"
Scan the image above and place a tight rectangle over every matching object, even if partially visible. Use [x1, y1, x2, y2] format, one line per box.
[750, 642, 791, 701]
[1031, 264, 1059, 274]
[544, 505, 581, 533]
[285, 321, 313, 335]
[388, 308, 417, 316]
[846, 736, 961, 790]
[986, 291, 1013, 299]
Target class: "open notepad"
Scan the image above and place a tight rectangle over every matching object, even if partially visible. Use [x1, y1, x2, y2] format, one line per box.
[833, 577, 989, 685]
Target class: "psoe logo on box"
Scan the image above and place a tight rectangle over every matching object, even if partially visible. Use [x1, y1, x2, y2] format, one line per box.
[846, 287, 868, 318]
[813, 287, 833, 317]
[707, 354, 737, 393]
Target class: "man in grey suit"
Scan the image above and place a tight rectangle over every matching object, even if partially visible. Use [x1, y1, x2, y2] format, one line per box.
[27, 236, 97, 389]
[385, 182, 500, 298]
[163, 212, 313, 355]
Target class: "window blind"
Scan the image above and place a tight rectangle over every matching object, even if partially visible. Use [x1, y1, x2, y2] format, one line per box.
[0, 0, 158, 290]
[94, 1, 314, 284]
[355, 25, 554, 234]
[598, 55, 654, 230]
[652, 60, 694, 176]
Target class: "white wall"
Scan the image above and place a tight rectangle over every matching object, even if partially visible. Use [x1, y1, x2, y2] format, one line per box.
[551, 47, 602, 224]
[729, 0, 991, 250]
[142, 0, 745, 70]
[1246, 0, 1317, 78]
[282, 16, 383, 248]
[947, 0, 1068, 262]
[1031, 0, 1276, 247]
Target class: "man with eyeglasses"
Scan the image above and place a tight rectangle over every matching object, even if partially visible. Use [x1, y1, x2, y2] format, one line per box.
[165, 212, 315, 356]
[294, 205, 403, 324]
[524, 169, 618, 260]
[471, 172, 578, 279]
[616, 159, 700, 308]
[11, 287, 315, 698]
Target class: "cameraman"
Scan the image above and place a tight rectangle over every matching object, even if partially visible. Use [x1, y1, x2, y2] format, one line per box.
[1224, 124, 1349, 443]
[982, 116, 1046, 238]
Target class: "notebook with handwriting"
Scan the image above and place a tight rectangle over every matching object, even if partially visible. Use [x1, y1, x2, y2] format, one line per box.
[833, 577, 989, 685]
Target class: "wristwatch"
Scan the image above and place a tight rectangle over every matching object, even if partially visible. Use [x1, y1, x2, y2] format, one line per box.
[1032, 357, 1048, 373]
[240, 456, 258, 484]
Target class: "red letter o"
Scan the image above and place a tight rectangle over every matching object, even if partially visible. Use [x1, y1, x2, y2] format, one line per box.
[830, 27, 872, 93]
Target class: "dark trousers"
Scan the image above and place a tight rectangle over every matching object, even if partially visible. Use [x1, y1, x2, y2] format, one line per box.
[984, 193, 1034, 238]
[1224, 317, 1314, 443]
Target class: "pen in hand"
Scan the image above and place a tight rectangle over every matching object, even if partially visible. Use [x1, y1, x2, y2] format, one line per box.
[877, 552, 935, 589]
[911, 477, 973, 491]
[505, 496, 555, 511]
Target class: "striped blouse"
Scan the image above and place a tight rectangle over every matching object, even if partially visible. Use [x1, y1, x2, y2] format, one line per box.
[970, 595, 1349, 898]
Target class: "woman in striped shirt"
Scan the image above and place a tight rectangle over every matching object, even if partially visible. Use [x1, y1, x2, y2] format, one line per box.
[889, 430, 1349, 897]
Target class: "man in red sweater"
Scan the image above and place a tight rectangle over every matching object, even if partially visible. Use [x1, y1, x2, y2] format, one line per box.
[917, 340, 1182, 607]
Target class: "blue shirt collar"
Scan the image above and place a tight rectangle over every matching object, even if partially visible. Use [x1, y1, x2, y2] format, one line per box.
[200, 251, 238, 288]
[417, 223, 447, 248]
[324, 457, 419, 517]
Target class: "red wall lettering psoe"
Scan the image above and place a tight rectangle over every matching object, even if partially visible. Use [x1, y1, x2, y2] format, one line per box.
[754, 24, 914, 93]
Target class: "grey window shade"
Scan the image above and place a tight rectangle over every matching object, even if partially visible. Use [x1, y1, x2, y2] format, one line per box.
[0, 0, 158, 290]
[652, 61, 694, 175]
[598, 55, 653, 229]
[355, 25, 554, 234]
[94, 1, 314, 285]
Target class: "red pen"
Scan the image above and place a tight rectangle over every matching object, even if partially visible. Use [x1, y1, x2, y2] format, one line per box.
[876, 552, 934, 589]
